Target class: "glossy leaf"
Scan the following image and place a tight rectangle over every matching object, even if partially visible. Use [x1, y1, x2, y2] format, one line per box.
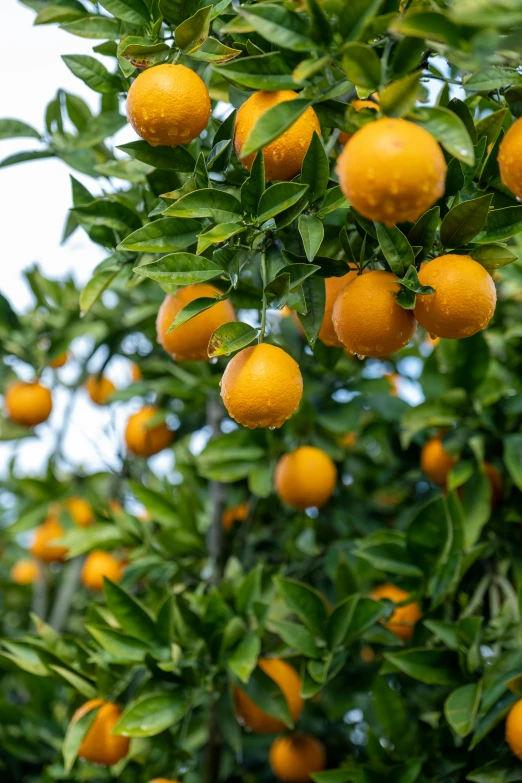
[134, 253, 224, 287]
[208, 321, 258, 357]
[439, 194, 493, 247]
[113, 693, 185, 737]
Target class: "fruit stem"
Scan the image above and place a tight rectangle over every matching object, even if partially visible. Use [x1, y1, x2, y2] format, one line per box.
[259, 250, 267, 343]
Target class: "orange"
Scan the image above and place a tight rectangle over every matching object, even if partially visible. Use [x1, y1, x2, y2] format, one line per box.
[30, 517, 68, 562]
[125, 406, 174, 457]
[332, 270, 417, 358]
[81, 550, 123, 591]
[222, 501, 249, 532]
[4, 380, 52, 427]
[235, 658, 304, 734]
[234, 90, 321, 181]
[506, 698, 522, 759]
[130, 362, 142, 382]
[336, 118, 446, 225]
[127, 63, 210, 147]
[421, 436, 457, 487]
[318, 272, 358, 347]
[147, 780, 180, 783]
[85, 375, 116, 405]
[49, 351, 68, 368]
[370, 583, 422, 641]
[269, 734, 326, 782]
[339, 97, 379, 145]
[275, 446, 337, 510]
[66, 497, 94, 527]
[156, 285, 235, 361]
[414, 255, 497, 339]
[386, 373, 400, 396]
[340, 431, 357, 449]
[71, 699, 129, 766]
[11, 558, 41, 585]
[498, 117, 522, 198]
[220, 343, 303, 429]
[485, 462, 503, 506]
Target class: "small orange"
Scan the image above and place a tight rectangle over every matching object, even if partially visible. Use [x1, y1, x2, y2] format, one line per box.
[235, 658, 304, 734]
[339, 97, 379, 145]
[71, 699, 129, 766]
[81, 550, 123, 591]
[49, 351, 68, 368]
[234, 90, 321, 181]
[125, 406, 173, 457]
[506, 698, 522, 759]
[11, 559, 41, 585]
[340, 431, 357, 449]
[30, 517, 68, 562]
[275, 446, 337, 510]
[415, 255, 496, 339]
[4, 380, 52, 427]
[85, 375, 116, 405]
[127, 63, 210, 147]
[66, 497, 94, 527]
[421, 436, 458, 487]
[337, 118, 446, 225]
[222, 501, 249, 531]
[156, 285, 235, 361]
[130, 362, 142, 382]
[360, 645, 375, 663]
[318, 272, 358, 347]
[220, 343, 303, 429]
[498, 117, 522, 199]
[269, 734, 326, 782]
[332, 270, 417, 358]
[370, 583, 422, 641]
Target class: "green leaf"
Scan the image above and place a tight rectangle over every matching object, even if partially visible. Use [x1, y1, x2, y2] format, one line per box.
[163, 188, 243, 223]
[134, 252, 224, 286]
[354, 531, 423, 577]
[189, 37, 242, 63]
[392, 10, 464, 48]
[342, 43, 381, 91]
[103, 579, 156, 644]
[62, 54, 122, 93]
[407, 207, 440, 262]
[63, 702, 99, 773]
[208, 321, 258, 357]
[414, 106, 475, 167]
[61, 15, 122, 39]
[237, 4, 311, 52]
[86, 625, 149, 662]
[468, 243, 517, 270]
[271, 620, 321, 657]
[465, 68, 522, 92]
[118, 217, 200, 252]
[71, 111, 126, 149]
[474, 206, 522, 243]
[380, 72, 422, 118]
[79, 269, 119, 314]
[0, 150, 54, 169]
[298, 214, 324, 261]
[445, 682, 482, 738]
[504, 434, 522, 492]
[35, 5, 85, 24]
[439, 194, 493, 247]
[236, 664, 293, 728]
[297, 276, 325, 347]
[338, 0, 383, 39]
[406, 497, 452, 577]
[0, 119, 41, 140]
[118, 38, 170, 69]
[384, 649, 461, 685]
[300, 131, 329, 202]
[99, 0, 150, 24]
[49, 666, 96, 699]
[169, 297, 224, 331]
[257, 183, 308, 223]
[214, 53, 300, 91]
[373, 676, 410, 754]
[397, 264, 435, 296]
[375, 223, 414, 276]
[74, 199, 141, 234]
[197, 223, 246, 254]
[344, 597, 389, 645]
[326, 595, 358, 649]
[113, 693, 185, 737]
[275, 576, 328, 635]
[117, 140, 195, 171]
[311, 773, 354, 783]
[241, 98, 312, 158]
[175, 5, 211, 53]
[228, 634, 261, 683]
[241, 151, 265, 214]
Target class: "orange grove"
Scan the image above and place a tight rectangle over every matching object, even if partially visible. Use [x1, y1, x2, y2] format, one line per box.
[235, 658, 304, 734]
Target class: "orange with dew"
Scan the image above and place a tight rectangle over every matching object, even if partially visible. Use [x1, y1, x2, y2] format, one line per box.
[339, 97, 379, 145]
[318, 272, 358, 347]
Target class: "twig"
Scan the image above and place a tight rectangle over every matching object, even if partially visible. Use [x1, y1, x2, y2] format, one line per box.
[48, 556, 84, 633]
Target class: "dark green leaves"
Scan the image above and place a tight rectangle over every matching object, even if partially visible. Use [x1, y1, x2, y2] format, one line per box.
[445, 682, 482, 737]
[384, 649, 461, 685]
[113, 693, 185, 737]
[241, 152, 265, 214]
[342, 43, 381, 92]
[475, 206, 522, 243]
[440, 194, 493, 248]
[118, 140, 194, 171]
[0, 119, 41, 140]
[237, 5, 311, 52]
[215, 53, 300, 91]
[134, 253, 224, 287]
[62, 55, 122, 93]
[375, 223, 414, 276]
[164, 189, 243, 223]
[275, 577, 328, 635]
[237, 664, 293, 727]
[504, 434, 522, 491]
[257, 183, 308, 223]
[301, 131, 329, 203]
[208, 322, 258, 357]
[118, 218, 200, 252]
[63, 703, 99, 773]
[99, 0, 150, 24]
[414, 106, 475, 166]
[175, 5, 212, 53]
[298, 215, 324, 261]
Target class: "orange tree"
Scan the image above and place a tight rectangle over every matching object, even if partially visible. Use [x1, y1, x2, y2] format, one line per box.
[2, 0, 522, 781]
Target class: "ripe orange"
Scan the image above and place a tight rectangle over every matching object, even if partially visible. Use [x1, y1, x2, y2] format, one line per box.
[332, 270, 417, 358]
[235, 658, 304, 734]
[125, 406, 173, 457]
[222, 501, 249, 531]
[318, 272, 358, 347]
[85, 375, 116, 405]
[339, 97, 379, 145]
[498, 117, 522, 198]
[127, 63, 210, 148]
[4, 380, 52, 427]
[269, 734, 326, 782]
[156, 285, 235, 361]
[340, 431, 357, 449]
[370, 583, 422, 641]
[30, 517, 68, 562]
[421, 436, 457, 487]
[49, 351, 68, 368]
[220, 343, 303, 429]
[336, 118, 446, 225]
[81, 550, 123, 591]
[71, 699, 129, 766]
[11, 559, 41, 585]
[415, 255, 497, 339]
[130, 362, 142, 382]
[66, 497, 94, 527]
[275, 446, 337, 510]
[147, 780, 180, 783]
[234, 90, 321, 181]
[506, 698, 522, 759]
